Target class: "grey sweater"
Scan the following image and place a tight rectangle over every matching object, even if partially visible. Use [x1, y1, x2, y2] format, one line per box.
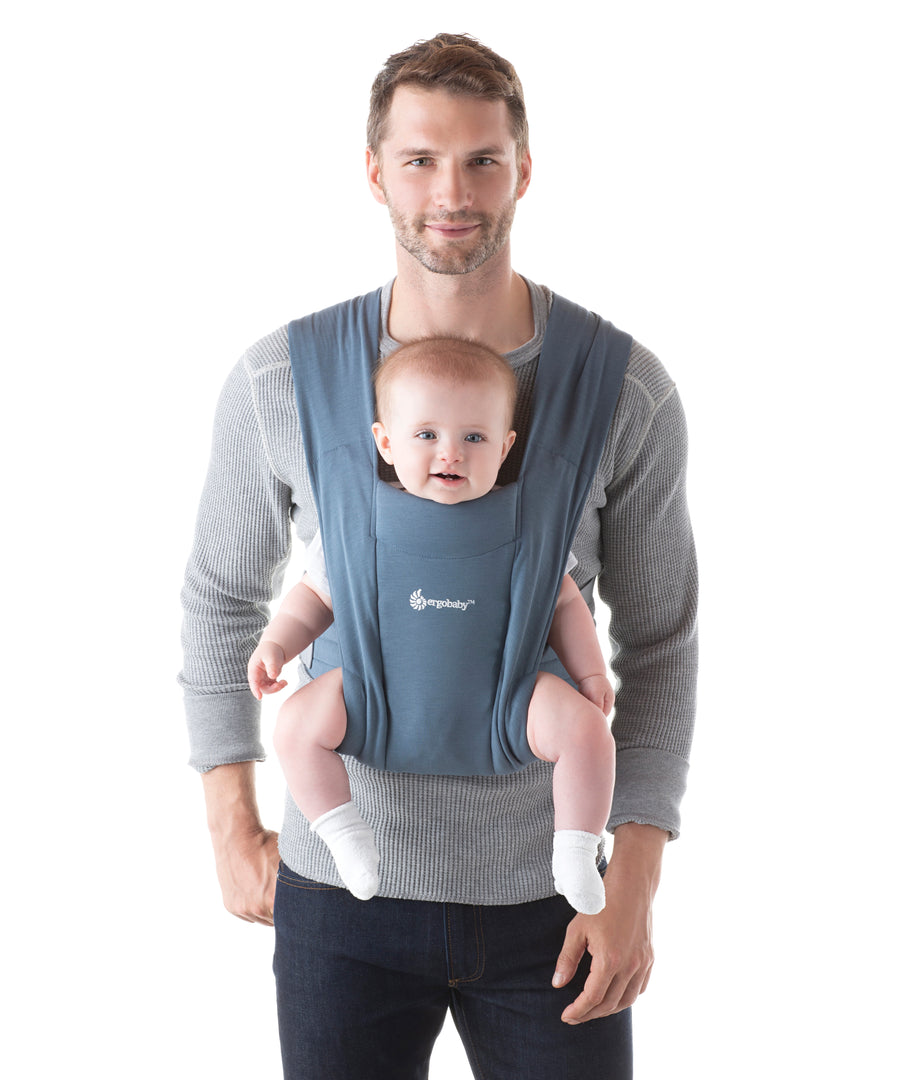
[180, 280, 698, 905]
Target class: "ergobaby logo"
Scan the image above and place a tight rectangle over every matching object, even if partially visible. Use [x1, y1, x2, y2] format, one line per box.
[409, 588, 475, 613]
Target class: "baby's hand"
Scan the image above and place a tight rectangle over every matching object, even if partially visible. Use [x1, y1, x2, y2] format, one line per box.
[247, 641, 288, 700]
[578, 674, 615, 718]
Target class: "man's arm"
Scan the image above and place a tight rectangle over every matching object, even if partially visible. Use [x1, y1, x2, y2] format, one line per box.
[555, 351, 698, 1018]
[203, 762, 280, 925]
[598, 369, 697, 837]
[180, 339, 296, 920]
[553, 823, 667, 1021]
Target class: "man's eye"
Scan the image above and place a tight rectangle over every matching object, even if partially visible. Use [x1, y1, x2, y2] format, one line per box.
[464, 433, 485, 443]
[408, 157, 432, 167]
[473, 157, 496, 166]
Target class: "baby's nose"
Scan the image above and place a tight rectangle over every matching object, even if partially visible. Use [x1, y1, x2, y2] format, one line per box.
[438, 440, 463, 463]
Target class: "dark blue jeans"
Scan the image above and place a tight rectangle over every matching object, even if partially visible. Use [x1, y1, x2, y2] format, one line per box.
[274, 863, 632, 1079]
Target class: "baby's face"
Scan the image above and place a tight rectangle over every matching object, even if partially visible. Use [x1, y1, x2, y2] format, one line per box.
[372, 374, 516, 505]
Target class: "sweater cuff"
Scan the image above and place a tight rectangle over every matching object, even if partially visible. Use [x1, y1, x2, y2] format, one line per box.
[185, 689, 266, 773]
[607, 747, 690, 840]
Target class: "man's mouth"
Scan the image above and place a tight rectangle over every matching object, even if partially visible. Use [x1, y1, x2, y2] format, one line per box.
[426, 222, 480, 239]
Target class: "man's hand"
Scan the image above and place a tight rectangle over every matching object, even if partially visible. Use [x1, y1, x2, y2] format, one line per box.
[203, 761, 280, 926]
[552, 890, 653, 1022]
[211, 825, 280, 925]
[552, 823, 667, 1023]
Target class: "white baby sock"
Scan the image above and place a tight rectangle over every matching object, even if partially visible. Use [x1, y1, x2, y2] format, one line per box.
[552, 830, 606, 915]
[310, 801, 380, 901]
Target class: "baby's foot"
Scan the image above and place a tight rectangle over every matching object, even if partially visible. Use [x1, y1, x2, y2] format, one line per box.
[310, 802, 381, 900]
[552, 830, 606, 915]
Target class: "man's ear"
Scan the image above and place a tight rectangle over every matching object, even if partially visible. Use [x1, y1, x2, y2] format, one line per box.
[371, 421, 394, 463]
[366, 148, 388, 206]
[516, 152, 533, 200]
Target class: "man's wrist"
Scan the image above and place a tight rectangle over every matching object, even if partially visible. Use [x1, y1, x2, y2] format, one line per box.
[202, 761, 265, 841]
[607, 823, 668, 900]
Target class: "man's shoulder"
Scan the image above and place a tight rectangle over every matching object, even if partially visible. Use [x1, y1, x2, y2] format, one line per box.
[544, 287, 674, 408]
[239, 287, 385, 378]
[623, 339, 677, 411]
[238, 324, 291, 378]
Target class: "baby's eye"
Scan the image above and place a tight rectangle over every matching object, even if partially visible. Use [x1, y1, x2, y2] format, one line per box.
[464, 433, 485, 443]
[415, 430, 437, 440]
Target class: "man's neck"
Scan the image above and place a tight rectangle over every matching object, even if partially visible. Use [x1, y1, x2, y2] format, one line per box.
[387, 246, 535, 355]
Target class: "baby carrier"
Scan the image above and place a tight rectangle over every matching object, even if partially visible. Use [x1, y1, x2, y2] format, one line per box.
[289, 288, 631, 775]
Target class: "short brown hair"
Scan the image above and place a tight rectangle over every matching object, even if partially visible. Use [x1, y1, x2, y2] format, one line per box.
[367, 33, 529, 165]
[374, 337, 518, 430]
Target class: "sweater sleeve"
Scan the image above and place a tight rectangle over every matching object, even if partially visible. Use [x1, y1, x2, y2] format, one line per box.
[178, 349, 295, 772]
[597, 367, 698, 839]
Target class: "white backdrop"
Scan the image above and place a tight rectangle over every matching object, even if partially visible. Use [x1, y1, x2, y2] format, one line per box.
[4, 2, 896, 1076]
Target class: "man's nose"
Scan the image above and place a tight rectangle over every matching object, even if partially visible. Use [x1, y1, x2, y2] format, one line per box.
[434, 166, 471, 212]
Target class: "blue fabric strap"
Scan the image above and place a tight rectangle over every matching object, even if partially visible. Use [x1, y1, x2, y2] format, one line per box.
[289, 288, 631, 774]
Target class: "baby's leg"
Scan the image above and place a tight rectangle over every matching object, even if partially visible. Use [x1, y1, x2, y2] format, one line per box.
[527, 671, 615, 834]
[273, 667, 352, 821]
[273, 668, 379, 900]
[527, 672, 616, 914]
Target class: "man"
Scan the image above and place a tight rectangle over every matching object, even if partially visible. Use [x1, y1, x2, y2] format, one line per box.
[181, 32, 697, 1079]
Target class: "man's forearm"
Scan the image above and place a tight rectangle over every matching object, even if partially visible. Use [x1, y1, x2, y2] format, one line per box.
[202, 761, 280, 924]
[202, 760, 265, 839]
[606, 822, 668, 899]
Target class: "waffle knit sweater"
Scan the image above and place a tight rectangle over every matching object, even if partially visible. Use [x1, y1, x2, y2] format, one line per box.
[179, 279, 698, 905]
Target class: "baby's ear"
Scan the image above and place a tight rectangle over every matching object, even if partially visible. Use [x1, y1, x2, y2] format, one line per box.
[501, 429, 517, 461]
[371, 422, 394, 464]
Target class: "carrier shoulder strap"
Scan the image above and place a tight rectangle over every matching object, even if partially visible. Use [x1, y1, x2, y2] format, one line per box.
[494, 295, 632, 768]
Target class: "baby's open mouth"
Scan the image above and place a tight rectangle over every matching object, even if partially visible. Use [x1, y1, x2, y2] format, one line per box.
[434, 473, 463, 481]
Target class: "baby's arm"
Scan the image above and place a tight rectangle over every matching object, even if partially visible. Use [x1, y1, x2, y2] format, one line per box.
[247, 575, 334, 700]
[547, 575, 615, 716]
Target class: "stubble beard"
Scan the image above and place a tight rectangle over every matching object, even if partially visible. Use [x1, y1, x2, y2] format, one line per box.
[385, 194, 518, 276]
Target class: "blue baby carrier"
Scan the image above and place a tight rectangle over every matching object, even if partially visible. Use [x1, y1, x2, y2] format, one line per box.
[289, 288, 631, 776]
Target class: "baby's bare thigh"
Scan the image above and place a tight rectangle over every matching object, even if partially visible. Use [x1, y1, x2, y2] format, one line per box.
[527, 673, 605, 760]
[280, 667, 348, 750]
[527, 671, 582, 759]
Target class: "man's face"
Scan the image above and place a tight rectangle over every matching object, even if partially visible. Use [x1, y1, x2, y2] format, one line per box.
[367, 87, 531, 276]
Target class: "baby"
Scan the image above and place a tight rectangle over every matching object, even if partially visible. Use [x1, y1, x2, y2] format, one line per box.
[248, 337, 616, 913]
